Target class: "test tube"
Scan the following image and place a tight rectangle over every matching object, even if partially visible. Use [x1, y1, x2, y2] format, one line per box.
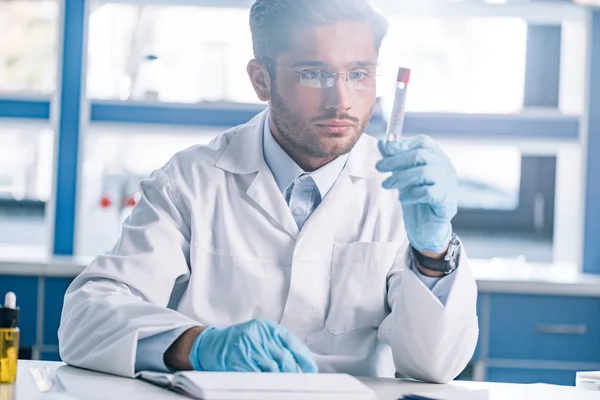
[385, 67, 411, 142]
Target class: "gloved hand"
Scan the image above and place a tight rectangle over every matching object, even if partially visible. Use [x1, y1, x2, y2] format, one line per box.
[376, 135, 458, 254]
[189, 319, 318, 373]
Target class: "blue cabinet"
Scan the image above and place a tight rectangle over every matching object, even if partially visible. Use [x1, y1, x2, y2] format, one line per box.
[479, 293, 600, 385]
[0, 276, 38, 347]
[472, 294, 484, 360]
[43, 278, 73, 346]
[489, 295, 600, 362]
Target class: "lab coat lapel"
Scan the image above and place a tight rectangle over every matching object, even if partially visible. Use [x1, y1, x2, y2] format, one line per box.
[246, 166, 300, 239]
[215, 109, 299, 239]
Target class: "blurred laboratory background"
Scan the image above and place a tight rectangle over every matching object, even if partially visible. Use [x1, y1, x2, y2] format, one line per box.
[2, 0, 600, 386]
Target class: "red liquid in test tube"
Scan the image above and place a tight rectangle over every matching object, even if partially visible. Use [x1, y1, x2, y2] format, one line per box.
[385, 67, 411, 142]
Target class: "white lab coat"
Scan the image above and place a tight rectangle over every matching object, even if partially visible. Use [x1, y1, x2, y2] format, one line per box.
[58, 110, 478, 382]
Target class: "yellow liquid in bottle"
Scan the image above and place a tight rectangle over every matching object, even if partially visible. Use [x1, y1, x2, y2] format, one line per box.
[0, 329, 19, 384]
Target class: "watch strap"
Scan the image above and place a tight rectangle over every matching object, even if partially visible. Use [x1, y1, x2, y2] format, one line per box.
[410, 233, 461, 274]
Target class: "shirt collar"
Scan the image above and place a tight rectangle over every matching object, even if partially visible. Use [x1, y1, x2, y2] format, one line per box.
[262, 113, 349, 199]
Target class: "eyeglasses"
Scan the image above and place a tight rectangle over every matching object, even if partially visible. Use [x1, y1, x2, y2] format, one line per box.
[264, 59, 379, 90]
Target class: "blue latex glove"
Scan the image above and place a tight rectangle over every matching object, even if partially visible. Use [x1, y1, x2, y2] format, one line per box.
[189, 319, 318, 373]
[376, 135, 458, 253]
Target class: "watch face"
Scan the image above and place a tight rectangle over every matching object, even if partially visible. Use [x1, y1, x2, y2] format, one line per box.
[445, 234, 460, 258]
[448, 237, 461, 271]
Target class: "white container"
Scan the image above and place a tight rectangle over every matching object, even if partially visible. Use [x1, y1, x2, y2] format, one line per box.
[576, 371, 600, 390]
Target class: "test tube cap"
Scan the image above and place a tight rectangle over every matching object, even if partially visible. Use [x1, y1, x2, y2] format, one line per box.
[397, 67, 411, 84]
[0, 292, 19, 328]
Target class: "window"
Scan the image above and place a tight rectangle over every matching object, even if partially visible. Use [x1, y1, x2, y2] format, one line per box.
[378, 16, 527, 114]
[446, 144, 521, 211]
[0, 1, 59, 95]
[76, 125, 221, 256]
[439, 140, 556, 263]
[0, 124, 53, 252]
[87, 4, 257, 103]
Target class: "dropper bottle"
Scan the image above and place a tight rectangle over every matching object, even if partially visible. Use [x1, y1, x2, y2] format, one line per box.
[0, 292, 19, 384]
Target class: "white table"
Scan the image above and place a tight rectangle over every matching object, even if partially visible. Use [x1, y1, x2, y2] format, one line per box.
[4, 360, 600, 400]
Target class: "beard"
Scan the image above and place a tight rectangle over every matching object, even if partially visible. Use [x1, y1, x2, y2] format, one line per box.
[269, 88, 372, 161]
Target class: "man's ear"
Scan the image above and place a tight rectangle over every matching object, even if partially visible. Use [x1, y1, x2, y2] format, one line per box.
[247, 59, 271, 102]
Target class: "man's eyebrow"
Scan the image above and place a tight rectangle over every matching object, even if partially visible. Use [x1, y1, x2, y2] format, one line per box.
[290, 60, 379, 69]
[353, 61, 378, 68]
[290, 61, 328, 68]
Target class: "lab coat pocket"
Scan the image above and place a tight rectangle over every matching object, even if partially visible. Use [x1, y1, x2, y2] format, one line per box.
[325, 242, 399, 335]
[188, 244, 288, 326]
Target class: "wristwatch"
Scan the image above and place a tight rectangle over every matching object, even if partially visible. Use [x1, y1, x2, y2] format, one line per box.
[410, 233, 461, 274]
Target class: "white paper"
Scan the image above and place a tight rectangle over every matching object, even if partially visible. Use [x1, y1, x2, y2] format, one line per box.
[138, 371, 175, 387]
[154, 372, 376, 400]
[407, 387, 489, 400]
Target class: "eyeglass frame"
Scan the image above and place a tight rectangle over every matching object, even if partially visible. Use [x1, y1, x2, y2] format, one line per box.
[260, 57, 380, 91]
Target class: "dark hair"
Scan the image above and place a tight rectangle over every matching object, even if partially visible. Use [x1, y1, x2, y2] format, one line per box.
[249, 0, 388, 61]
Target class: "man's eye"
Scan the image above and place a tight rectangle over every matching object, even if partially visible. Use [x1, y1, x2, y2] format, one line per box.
[301, 70, 325, 80]
[349, 71, 369, 80]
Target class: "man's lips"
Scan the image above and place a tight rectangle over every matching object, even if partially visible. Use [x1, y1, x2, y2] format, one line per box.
[315, 119, 354, 127]
[315, 121, 355, 134]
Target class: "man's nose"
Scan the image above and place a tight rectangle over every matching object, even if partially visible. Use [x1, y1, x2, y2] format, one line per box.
[323, 74, 353, 113]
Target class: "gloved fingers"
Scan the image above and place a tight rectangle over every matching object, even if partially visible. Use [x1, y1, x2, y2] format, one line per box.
[236, 327, 274, 372]
[219, 336, 260, 372]
[378, 135, 437, 157]
[382, 166, 437, 191]
[400, 186, 457, 219]
[227, 358, 263, 372]
[274, 329, 318, 373]
[254, 357, 281, 372]
[376, 148, 439, 173]
[399, 185, 436, 206]
[398, 181, 452, 206]
[252, 320, 318, 373]
[290, 349, 318, 373]
[267, 344, 299, 373]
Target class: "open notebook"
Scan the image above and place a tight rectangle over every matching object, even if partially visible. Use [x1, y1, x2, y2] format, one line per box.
[137, 371, 376, 400]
